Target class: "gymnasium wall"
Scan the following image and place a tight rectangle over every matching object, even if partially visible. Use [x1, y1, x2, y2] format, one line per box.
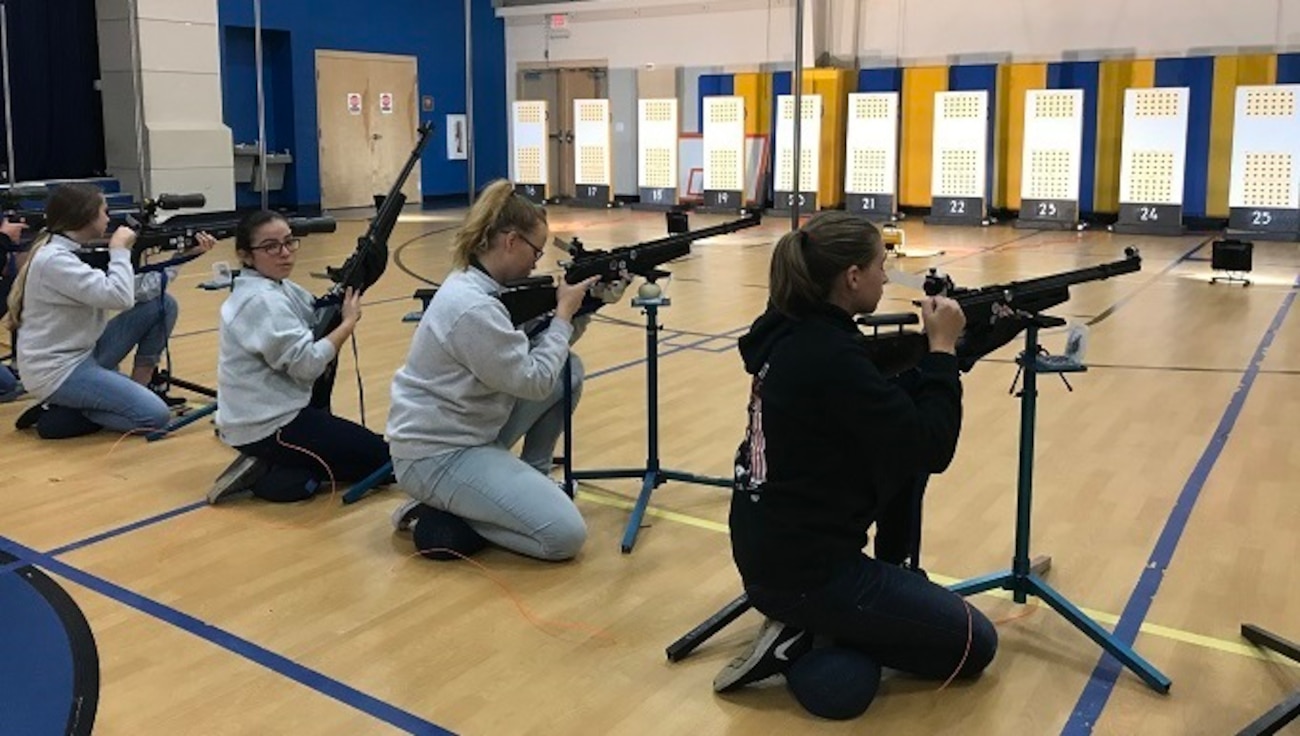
[217, 0, 508, 209]
[499, 0, 1300, 217]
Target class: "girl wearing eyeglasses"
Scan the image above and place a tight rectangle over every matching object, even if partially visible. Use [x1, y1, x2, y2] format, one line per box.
[209, 210, 388, 503]
[386, 179, 599, 561]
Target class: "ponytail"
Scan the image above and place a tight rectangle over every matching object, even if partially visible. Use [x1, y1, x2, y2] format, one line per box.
[4, 233, 54, 331]
[451, 179, 547, 268]
[769, 211, 884, 316]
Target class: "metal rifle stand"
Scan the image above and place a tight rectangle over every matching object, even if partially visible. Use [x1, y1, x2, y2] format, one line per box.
[136, 255, 218, 442]
[144, 373, 217, 441]
[1234, 624, 1300, 735]
[948, 313, 1171, 693]
[563, 292, 731, 553]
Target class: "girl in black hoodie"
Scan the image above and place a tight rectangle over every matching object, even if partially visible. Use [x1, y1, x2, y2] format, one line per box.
[713, 212, 997, 717]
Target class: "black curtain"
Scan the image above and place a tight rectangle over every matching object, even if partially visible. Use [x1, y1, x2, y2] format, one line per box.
[0, 0, 106, 182]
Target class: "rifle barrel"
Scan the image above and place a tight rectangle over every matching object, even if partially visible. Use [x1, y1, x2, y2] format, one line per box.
[954, 253, 1141, 309]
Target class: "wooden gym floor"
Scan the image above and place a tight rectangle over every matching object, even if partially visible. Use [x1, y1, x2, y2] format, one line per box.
[1, 206, 1297, 735]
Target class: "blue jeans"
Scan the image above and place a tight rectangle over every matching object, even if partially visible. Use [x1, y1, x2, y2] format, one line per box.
[44, 295, 178, 432]
[94, 293, 178, 371]
[394, 355, 586, 561]
[0, 364, 16, 397]
[747, 554, 998, 680]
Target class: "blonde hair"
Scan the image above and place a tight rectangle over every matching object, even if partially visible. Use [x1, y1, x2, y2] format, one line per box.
[451, 179, 547, 268]
[5, 183, 106, 330]
[769, 211, 884, 317]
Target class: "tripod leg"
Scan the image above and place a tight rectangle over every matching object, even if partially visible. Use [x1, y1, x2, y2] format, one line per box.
[666, 594, 752, 662]
[1030, 554, 1051, 576]
[1235, 691, 1300, 736]
[620, 471, 658, 553]
[147, 402, 217, 442]
[341, 460, 393, 505]
[561, 357, 574, 497]
[1027, 575, 1171, 693]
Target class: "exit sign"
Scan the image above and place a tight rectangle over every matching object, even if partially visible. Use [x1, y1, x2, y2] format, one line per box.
[549, 13, 568, 30]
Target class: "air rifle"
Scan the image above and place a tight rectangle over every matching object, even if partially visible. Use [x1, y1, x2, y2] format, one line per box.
[75, 193, 336, 271]
[858, 247, 1142, 374]
[319, 121, 434, 297]
[0, 185, 48, 237]
[493, 210, 764, 325]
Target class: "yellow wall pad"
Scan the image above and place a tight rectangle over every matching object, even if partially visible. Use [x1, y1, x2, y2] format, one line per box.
[995, 63, 1047, 210]
[900, 66, 949, 207]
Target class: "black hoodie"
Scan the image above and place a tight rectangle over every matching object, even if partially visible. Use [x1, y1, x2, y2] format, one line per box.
[728, 302, 963, 592]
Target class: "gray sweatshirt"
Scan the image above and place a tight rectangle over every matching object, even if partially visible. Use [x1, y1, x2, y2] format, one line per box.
[16, 235, 135, 401]
[387, 266, 573, 460]
[215, 270, 337, 446]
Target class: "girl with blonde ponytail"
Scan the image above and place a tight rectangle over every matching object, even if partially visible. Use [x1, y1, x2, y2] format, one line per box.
[386, 179, 600, 562]
[714, 212, 993, 717]
[10, 183, 175, 438]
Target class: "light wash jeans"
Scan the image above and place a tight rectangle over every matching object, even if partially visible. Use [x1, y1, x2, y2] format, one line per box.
[45, 294, 177, 432]
[394, 355, 587, 561]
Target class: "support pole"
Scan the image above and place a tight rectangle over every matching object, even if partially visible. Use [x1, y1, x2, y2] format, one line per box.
[465, 0, 476, 205]
[790, 0, 805, 228]
[254, 0, 268, 210]
[0, 1, 16, 185]
[128, 0, 148, 200]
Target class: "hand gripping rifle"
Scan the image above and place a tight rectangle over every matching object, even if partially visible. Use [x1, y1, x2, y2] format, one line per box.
[495, 210, 764, 326]
[859, 246, 1142, 375]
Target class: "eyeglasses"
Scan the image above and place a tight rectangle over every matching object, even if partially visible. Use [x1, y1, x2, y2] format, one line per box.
[515, 232, 545, 261]
[251, 238, 301, 255]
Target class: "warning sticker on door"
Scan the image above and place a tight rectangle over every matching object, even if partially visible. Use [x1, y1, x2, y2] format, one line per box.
[379, 92, 394, 115]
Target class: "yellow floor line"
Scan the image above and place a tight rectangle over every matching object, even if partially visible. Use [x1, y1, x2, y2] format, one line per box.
[575, 486, 1300, 669]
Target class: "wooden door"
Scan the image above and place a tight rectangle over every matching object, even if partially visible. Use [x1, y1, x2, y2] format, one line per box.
[317, 51, 420, 210]
[517, 69, 561, 196]
[557, 68, 606, 198]
[516, 66, 607, 199]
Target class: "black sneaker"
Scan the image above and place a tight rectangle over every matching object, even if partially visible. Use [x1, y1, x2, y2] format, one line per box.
[15, 402, 47, 430]
[208, 454, 270, 504]
[712, 618, 812, 693]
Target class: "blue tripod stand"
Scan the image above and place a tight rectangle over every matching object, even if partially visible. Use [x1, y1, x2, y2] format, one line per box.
[563, 293, 730, 553]
[948, 314, 1171, 693]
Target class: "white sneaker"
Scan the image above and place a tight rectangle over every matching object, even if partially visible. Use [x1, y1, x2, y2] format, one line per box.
[207, 454, 269, 505]
[391, 499, 422, 532]
[712, 618, 811, 693]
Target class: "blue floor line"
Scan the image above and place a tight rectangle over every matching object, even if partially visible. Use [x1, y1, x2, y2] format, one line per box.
[0, 535, 455, 736]
[44, 501, 208, 558]
[1061, 274, 1300, 735]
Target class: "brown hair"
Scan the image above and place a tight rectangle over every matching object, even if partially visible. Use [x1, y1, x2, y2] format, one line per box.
[5, 183, 107, 329]
[769, 211, 884, 316]
[451, 179, 547, 268]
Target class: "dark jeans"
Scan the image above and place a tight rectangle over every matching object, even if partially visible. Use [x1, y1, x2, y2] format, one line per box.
[747, 554, 998, 680]
[237, 406, 389, 490]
